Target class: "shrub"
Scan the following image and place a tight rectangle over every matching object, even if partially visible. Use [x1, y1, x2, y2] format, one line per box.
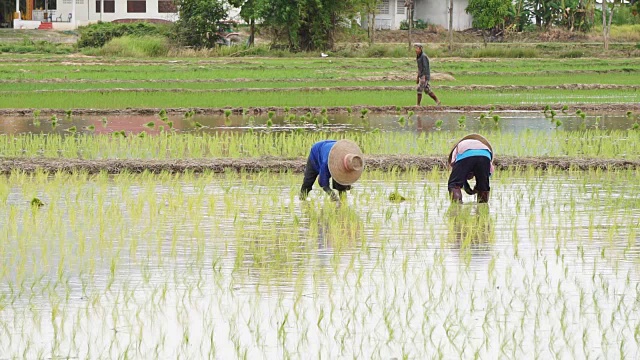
[365, 45, 389, 57]
[0, 40, 73, 54]
[97, 36, 169, 57]
[77, 21, 171, 48]
[471, 47, 538, 58]
[559, 49, 584, 58]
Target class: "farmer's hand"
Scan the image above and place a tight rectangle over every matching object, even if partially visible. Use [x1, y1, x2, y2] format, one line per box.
[416, 76, 420, 84]
[323, 187, 340, 202]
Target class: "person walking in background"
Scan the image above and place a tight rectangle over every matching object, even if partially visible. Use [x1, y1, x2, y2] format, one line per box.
[414, 43, 441, 106]
[300, 139, 364, 203]
[447, 134, 494, 204]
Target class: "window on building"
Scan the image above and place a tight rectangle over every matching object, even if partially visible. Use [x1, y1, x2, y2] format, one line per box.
[158, 0, 177, 13]
[127, 0, 146, 12]
[376, 0, 389, 15]
[36, 0, 57, 10]
[95, 0, 115, 12]
[396, 0, 404, 14]
[62, 0, 83, 4]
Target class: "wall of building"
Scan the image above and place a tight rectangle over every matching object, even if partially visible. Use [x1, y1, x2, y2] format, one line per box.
[13, 19, 41, 29]
[363, 0, 472, 31]
[47, 0, 177, 27]
[414, 0, 472, 30]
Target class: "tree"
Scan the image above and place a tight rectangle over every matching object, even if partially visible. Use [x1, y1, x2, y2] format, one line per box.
[228, 0, 257, 46]
[174, 0, 227, 48]
[466, 0, 513, 42]
[448, 0, 454, 50]
[602, 0, 614, 50]
[258, 0, 361, 50]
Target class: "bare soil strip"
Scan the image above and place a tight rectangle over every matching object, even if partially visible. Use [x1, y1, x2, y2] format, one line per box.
[2, 156, 639, 175]
[1, 103, 638, 117]
[3, 84, 639, 95]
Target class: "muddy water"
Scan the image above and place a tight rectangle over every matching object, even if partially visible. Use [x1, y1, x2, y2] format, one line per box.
[0, 172, 639, 358]
[0, 110, 635, 135]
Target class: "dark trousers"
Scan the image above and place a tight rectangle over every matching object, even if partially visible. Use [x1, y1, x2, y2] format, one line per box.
[301, 157, 349, 196]
[447, 156, 491, 192]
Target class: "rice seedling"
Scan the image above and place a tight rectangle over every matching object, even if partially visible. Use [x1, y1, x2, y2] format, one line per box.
[1, 168, 638, 358]
[145, 121, 155, 128]
[457, 115, 467, 129]
[360, 108, 369, 119]
[435, 119, 444, 130]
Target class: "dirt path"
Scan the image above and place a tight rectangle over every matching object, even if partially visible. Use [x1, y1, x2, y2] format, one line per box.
[2, 156, 639, 175]
[1, 103, 638, 117]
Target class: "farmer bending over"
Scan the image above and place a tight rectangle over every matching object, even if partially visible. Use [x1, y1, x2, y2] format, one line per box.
[300, 140, 364, 202]
[414, 43, 441, 106]
[448, 134, 494, 204]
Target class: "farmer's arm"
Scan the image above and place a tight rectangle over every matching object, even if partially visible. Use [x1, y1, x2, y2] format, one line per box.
[424, 56, 430, 82]
[318, 166, 339, 201]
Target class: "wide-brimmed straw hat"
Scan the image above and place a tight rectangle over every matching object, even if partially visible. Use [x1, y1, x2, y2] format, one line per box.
[447, 134, 493, 166]
[328, 139, 364, 185]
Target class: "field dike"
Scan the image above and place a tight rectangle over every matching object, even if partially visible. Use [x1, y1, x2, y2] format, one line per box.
[2, 156, 639, 174]
[2, 103, 639, 117]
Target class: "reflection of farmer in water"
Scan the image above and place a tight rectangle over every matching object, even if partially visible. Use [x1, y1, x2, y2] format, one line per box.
[414, 43, 441, 107]
[448, 134, 494, 204]
[447, 205, 494, 258]
[300, 140, 364, 203]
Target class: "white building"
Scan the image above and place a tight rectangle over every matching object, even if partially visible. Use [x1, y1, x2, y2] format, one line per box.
[364, 0, 472, 31]
[14, 0, 177, 30]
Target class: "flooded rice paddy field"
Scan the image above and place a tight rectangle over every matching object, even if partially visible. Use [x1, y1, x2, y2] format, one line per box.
[0, 110, 637, 135]
[1, 170, 639, 358]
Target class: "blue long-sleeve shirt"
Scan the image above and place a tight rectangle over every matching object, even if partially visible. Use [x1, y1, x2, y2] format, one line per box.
[309, 140, 336, 188]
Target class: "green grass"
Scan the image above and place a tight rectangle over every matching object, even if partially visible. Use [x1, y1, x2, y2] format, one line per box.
[0, 58, 638, 82]
[3, 71, 639, 92]
[93, 35, 170, 57]
[0, 88, 637, 108]
[0, 56, 638, 109]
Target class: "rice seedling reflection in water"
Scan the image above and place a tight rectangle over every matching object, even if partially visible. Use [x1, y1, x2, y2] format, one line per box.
[0, 169, 639, 358]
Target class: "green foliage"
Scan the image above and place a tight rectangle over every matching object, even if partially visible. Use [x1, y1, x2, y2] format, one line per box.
[559, 49, 584, 58]
[0, 39, 73, 54]
[77, 21, 171, 48]
[258, 0, 360, 50]
[611, 5, 640, 25]
[174, 0, 227, 48]
[471, 47, 538, 58]
[399, 19, 431, 30]
[466, 0, 514, 30]
[96, 36, 170, 57]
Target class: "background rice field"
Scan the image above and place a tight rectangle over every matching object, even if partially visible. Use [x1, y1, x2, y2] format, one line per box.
[1, 51, 640, 359]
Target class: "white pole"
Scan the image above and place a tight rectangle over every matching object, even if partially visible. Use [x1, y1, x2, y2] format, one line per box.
[72, 0, 76, 28]
[16, 0, 20, 20]
[100, 0, 104, 21]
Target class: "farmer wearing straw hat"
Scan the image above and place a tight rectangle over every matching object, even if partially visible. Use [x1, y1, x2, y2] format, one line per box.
[447, 134, 494, 204]
[300, 140, 364, 202]
[414, 43, 441, 107]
